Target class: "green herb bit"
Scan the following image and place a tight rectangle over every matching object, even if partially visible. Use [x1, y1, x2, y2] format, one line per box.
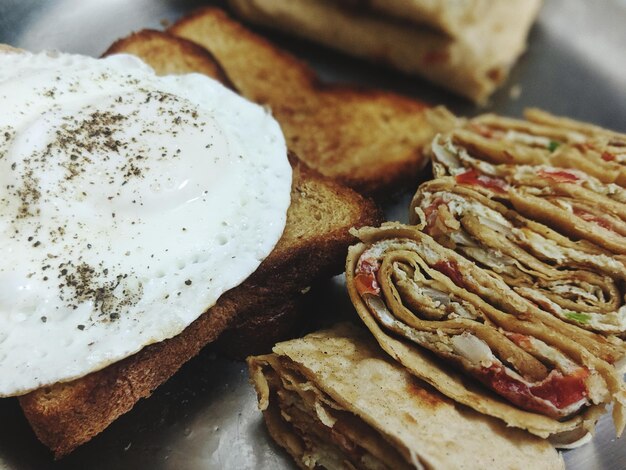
[548, 140, 560, 152]
[565, 312, 591, 324]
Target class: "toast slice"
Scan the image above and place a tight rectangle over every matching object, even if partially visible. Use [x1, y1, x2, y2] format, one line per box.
[106, 29, 235, 88]
[18, 32, 382, 458]
[212, 291, 307, 359]
[169, 7, 449, 194]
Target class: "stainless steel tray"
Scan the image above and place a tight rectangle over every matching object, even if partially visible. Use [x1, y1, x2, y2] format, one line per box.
[1, 0, 625, 468]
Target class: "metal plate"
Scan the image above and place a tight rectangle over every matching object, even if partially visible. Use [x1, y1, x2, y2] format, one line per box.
[1, 1, 625, 468]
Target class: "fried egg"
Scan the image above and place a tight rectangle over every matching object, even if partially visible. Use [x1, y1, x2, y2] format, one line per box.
[0, 50, 291, 396]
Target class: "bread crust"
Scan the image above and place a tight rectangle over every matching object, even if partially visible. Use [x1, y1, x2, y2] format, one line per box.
[211, 294, 307, 359]
[104, 29, 236, 90]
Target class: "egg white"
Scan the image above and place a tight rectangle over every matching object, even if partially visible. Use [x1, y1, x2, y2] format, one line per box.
[0, 50, 291, 396]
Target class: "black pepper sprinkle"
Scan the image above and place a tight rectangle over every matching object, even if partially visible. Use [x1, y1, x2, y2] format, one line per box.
[4, 89, 207, 325]
[185, 279, 192, 286]
[77, 324, 85, 330]
[58, 262, 143, 322]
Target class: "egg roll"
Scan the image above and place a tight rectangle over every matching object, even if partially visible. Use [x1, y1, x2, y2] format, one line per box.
[411, 178, 626, 337]
[345, 224, 626, 443]
[430, 133, 626, 255]
[248, 323, 565, 469]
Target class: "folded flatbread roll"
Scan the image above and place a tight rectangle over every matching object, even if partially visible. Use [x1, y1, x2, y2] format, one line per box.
[333, 0, 492, 37]
[466, 109, 626, 186]
[430, 133, 626, 255]
[228, 0, 542, 103]
[345, 224, 626, 444]
[248, 323, 565, 469]
[411, 178, 626, 336]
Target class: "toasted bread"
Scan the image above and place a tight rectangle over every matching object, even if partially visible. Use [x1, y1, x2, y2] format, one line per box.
[18, 32, 381, 458]
[169, 7, 446, 194]
[212, 292, 307, 359]
[106, 29, 235, 89]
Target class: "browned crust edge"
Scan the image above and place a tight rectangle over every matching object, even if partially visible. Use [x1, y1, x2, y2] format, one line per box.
[104, 29, 237, 90]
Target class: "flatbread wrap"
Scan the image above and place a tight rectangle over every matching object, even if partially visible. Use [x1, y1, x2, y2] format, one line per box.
[248, 323, 565, 469]
[429, 133, 626, 255]
[228, 0, 541, 103]
[411, 178, 626, 337]
[333, 0, 493, 37]
[345, 224, 626, 444]
[464, 109, 626, 186]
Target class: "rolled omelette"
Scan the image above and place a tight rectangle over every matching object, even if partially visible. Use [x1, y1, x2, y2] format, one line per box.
[346, 224, 626, 444]
[411, 178, 626, 337]
[248, 323, 565, 470]
[429, 132, 626, 255]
